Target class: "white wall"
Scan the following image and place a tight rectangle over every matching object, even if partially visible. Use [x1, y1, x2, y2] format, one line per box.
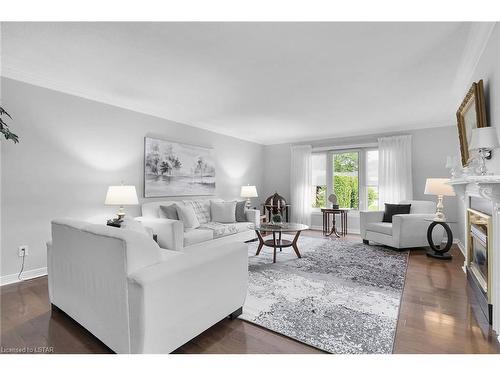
[0, 78, 264, 279]
[263, 126, 461, 233]
[455, 24, 500, 247]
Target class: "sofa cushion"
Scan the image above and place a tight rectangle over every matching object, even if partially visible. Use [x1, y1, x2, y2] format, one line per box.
[365, 222, 393, 236]
[175, 203, 200, 230]
[183, 229, 214, 246]
[160, 204, 179, 220]
[210, 201, 237, 223]
[233, 222, 253, 233]
[184, 200, 211, 224]
[198, 221, 253, 239]
[382, 203, 411, 223]
[235, 201, 247, 222]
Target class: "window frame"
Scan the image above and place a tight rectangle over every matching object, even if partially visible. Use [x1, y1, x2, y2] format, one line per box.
[311, 147, 378, 212]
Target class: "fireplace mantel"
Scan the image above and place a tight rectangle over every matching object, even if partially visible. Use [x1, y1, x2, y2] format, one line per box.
[448, 175, 500, 208]
[448, 175, 500, 337]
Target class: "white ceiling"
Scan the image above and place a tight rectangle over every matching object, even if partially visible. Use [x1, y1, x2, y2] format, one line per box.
[0, 22, 492, 144]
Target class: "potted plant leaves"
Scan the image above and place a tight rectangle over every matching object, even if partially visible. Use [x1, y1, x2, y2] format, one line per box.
[0, 106, 19, 143]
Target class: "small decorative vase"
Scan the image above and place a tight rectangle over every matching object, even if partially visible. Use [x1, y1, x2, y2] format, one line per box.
[271, 213, 283, 225]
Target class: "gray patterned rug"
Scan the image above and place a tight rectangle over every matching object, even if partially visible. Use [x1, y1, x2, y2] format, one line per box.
[240, 235, 408, 354]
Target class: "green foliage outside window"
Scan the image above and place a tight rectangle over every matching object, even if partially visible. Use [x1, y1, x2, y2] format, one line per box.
[333, 175, 358, 209]
[368, 187, 379, 211]
[333, 152, 359, 209]
[334, 152, 358, 173]
[313, 185, 326, 208]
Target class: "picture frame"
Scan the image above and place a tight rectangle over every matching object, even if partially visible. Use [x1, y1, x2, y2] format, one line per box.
[144, 136, 216, 198]
[456, 79, 487, 166]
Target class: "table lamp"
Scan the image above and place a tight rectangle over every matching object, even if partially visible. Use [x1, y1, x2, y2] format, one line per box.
[105, 185, 139, 219]
[240, 185, 258, 209]
[469, 127, 499, 175]
[424, 178, 456, 221]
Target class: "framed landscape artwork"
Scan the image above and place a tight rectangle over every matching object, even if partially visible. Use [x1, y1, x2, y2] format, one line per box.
[144, 137, 216, 197]
[456, 79, 487, 166]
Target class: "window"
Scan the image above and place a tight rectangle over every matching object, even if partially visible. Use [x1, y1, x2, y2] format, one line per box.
[365, 149, 379, 211]
[333, 152, 359, 210]
[311, 153, 326, 208]
[311, 148, 378, 211]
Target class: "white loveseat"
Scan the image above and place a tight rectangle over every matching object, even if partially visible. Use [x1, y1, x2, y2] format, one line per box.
[135, 199, 260, 250]
[359, 200, 442, 249]
[47, 218, 248, 353]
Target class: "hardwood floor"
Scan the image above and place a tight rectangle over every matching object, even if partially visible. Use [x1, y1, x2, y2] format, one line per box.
[1, 231, 499, 354]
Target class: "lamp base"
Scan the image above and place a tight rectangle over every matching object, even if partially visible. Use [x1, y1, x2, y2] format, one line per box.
[245, 198, 252, 209]
[117, 206, 126, 220]
[434, 195, 446, 222]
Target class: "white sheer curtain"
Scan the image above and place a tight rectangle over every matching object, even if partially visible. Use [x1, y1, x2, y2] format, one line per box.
[290, 144, 312, 225]
[378, 135, 413, 205]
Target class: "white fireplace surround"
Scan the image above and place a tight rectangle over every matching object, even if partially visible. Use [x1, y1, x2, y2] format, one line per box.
[449, 175, 500, 337]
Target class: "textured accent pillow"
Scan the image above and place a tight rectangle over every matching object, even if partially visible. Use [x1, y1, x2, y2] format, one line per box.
[235, 201, 247, 222]
[382, 203, 411, 223]
[175, 203, 200, 230]
[160, 204, 179, 220]
[184, 200, 211, 224]
[210, 201, 237, 223]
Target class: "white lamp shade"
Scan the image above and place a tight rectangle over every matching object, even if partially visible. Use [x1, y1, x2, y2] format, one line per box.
[105, 186, 139, 205]
[424, 178, 455, 197]
[240, 185, 258, 198]
[469, 127, 500, 150]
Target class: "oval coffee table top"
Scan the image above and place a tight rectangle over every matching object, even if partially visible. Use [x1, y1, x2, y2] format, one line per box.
[251, 223, 309, 232]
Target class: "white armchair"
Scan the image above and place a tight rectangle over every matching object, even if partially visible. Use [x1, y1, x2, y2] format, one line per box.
[360, 200, 441, 249]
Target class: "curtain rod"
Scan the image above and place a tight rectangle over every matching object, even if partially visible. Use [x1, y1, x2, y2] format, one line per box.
[312, 142, 378, 152]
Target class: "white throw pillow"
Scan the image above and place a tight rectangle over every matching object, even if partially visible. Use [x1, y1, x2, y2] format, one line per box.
[122, 218, 150, 237]
[210, 201, 237, 223]
[176, 203, 200, 230]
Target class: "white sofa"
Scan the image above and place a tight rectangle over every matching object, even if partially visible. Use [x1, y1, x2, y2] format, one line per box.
[47, 218, 248, 353]
[359, 200, 442, 249]
[135, 199, 260, 251]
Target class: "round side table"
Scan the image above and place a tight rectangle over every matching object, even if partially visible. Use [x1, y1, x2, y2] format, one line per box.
[425, 219, 455, 260]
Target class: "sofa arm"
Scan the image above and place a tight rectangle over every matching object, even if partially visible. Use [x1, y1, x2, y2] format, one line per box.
[245, 209, 260, 226]
[127, 241, 248, 353]
[392, 214, 439, 248]
[135, 217, 183, 251]
[359, 211, 384, 239]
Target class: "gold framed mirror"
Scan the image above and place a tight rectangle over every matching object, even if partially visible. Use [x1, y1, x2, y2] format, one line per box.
[456, 79, 487, 166]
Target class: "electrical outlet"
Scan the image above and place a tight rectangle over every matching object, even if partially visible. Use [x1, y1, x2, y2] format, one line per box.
[18, 245, 28, 257]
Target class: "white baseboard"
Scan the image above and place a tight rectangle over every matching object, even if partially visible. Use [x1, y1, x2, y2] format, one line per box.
[455, 239, 466, 257]
[0, 267, 47, 286]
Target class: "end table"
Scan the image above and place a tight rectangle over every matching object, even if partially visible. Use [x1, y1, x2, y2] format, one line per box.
[425, 219, 455, 260]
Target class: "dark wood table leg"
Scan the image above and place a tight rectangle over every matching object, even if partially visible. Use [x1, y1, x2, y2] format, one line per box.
[328, 213, 341, 238]
[272, 231, 277, 263]
[255, 230, 264, 255]
[278, 231, 282, 251]
[291, 231, 302, 259]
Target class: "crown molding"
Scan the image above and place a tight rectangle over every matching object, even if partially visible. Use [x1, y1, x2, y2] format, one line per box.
[453, 22, 496, 100]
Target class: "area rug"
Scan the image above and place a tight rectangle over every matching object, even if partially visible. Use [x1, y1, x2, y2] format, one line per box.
[240, 236, 409, 354]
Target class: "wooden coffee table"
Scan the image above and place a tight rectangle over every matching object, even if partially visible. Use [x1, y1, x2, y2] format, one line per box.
[252, 223, 309, 263]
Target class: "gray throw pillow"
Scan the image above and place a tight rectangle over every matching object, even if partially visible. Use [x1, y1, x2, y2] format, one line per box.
[176, 203, 201, 230]
[160, 204, 179, 220]
[235, 201, 247, 222]
[210, 201, 237, 223]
